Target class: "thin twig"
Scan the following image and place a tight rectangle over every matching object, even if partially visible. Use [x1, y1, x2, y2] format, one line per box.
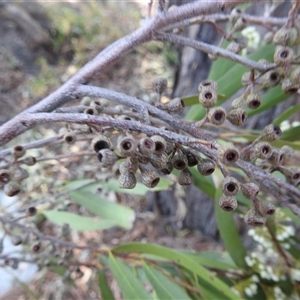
[153, 32, 276, 72]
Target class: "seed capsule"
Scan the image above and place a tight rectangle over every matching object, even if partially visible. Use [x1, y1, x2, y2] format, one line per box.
[241, 182, 259, 199]
[226, 42, 243, 54]
[244, 208, 266, 226]
[227, 108, 247, 126]
[177, 168, 193, 185]
[261, 124, 282, 141]
[64, 132, 76, 145]
[232, 17, 247, 32]
[207, 107, 226, 125]
[32, 242, 42, 253]
[90, 100, 103, 113]
[281, 145, 294, 162]
[138, 155, 150, 165]
[230, 8, 243, 25]
[138, 137, 155, 156]
[245, 93, 261, 109]
[23, 156, 36, 166]
[117, 137, 137, 157]
[290, 66, 300, 82]
[97, 149, 119, 168]
[274, 46, 294, 66]
[118, 172, 137, 189]
[119, 157, 139, 174]
[84, 107, 97, 115]
[264, 31, 274, 44]
[156, 97, 185, 112]
[91, 136, 110, 152]
[140, 168, 160, 188]
[281, 78, 299, 94]
[11, 235, 23, 246]
[279, 166, 300, 185]
[231, 96, 244, 108]
[150, 135, 167, 155]
[259, 201, 276, 216]
[221, 176, 240, 196]
[172, 150, 188, 170]
[27, 206, 37, 216]
[150, 152, 168, 170]
[0, 169, 11, 185]
[268, 149, 284, 166]
[152, 77, 168, 95]
[254, 142, 273, 160]
[12, 145, 26, 158]
[219, 195, 238, 211]
[199, 88, 218, 108]
[13, 167, 29, 181]
[217, 144, 240, 165]
[4, 181, 21, 197]
[161, 161, 174, 175]
[198, 80, 218, 92]
[185, 151, 198, 167]
[258, 70, 281, 88]
[197, 158, 215, 176]
[80, 96, 92, 106]
[273, 27, 298, 46]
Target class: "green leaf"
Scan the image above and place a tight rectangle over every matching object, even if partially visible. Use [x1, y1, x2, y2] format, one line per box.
[273, 105, 300, 126]
[42, 210, 116, 231]
[178, 250, 238, 270]
[98, 269, 115, 300]
[208, 40, 233, 82]
[144, 264, 191, 300]
[214, 188, 248, 269]
[107, 253, 151, 300]
[112, 243, 241, 300]
[190, 167, 216, 198]
[281, 125, 300, 141]
[62, 178, 96, 191]
[281, 208, 300, 227]
[70, 190, 135, 229]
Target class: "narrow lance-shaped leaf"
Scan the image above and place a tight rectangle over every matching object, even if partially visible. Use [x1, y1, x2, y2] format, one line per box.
[273, 105, 300, 126]
[112, 243, 240, 299]
[42, 210, 117, 231]
[214, 187, 248, 269]
[98, 269, 115, 300]
[70, 190, 135, 229]
[144, 264, 191, 300]
[107, 253, 151, 300]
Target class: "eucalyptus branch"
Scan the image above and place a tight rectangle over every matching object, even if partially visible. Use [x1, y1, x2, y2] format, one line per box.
[164, 14, 286, 32]
[0, 0, 246, 146]
[0, 215, 95, 251]
[235, 160, 300, 202]
[153, 32, 277, 72]
[17, 112, 213, 151]
[0, 136, 61, 159]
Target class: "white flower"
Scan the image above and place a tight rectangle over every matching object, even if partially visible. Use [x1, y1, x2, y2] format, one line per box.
[291, 269, 300, 281]
[274, 286, 286, 299]
[248, 229, 255, 236]
[245, 287, 253, 297]
[245, 256, 255, 267]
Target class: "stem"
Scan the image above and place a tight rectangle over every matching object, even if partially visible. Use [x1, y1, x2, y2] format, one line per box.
[153, 32, 276, 72]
